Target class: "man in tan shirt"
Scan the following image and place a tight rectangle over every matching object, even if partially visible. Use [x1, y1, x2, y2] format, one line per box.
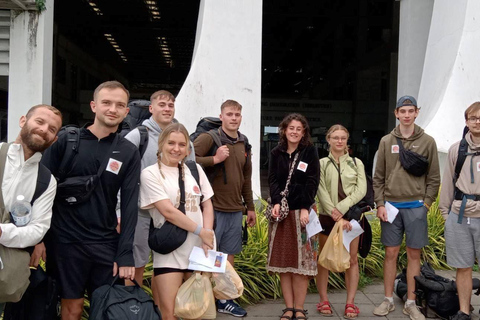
[438, 102, 480, 320]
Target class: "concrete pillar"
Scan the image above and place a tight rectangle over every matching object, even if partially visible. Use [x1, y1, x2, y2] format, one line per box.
[7, 0, 54, 141]
[397, 0, 434, 101]
[176, 0, 262, 197]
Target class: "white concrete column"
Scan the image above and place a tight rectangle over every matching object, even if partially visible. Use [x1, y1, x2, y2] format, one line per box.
[7, 0, 54, 141]
[397, 0, 434, 101]
[176, 0, 262, 197]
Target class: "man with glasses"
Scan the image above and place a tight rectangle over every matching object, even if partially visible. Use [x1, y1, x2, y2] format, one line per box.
[439, 102, 480, 320]
[372, 96, 440, 320]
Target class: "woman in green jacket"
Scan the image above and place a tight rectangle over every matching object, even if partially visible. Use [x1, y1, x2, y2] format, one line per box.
[315, 124, 367, 319]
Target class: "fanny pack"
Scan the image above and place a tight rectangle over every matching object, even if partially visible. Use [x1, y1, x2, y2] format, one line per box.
[396, 137, 429, 177]
[56, 135, 119, 205]
[148, 163, 188, 254]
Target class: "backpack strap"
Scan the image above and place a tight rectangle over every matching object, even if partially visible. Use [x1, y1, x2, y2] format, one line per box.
[185, 160, 200, 186]
[57, 126, 80, 182]
[31, 164, 51, 205]
[137, 125, 149, 158]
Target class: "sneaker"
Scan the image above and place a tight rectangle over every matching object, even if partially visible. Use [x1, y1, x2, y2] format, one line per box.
[217, 300, 247, 317]
[450, 311, 471, 320]
[403, 303, 425, 320]
[373, 298, 395, 316]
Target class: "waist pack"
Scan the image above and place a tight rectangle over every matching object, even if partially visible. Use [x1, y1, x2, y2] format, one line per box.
[89, 276, 161, 320]
[148, 161, 199, 254]
[396, 137, 429, 177]
[55, 134, 118, 205]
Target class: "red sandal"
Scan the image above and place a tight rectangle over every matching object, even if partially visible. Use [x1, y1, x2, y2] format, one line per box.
[344, 304, 360, 319]
[316, 301, 333, 317]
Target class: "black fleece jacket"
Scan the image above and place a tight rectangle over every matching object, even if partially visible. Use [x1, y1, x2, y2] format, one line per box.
[41, 127, 140, 267]
[268, 144, 320, 210]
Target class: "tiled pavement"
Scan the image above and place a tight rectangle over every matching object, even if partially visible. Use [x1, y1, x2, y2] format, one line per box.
[217, 270, 480, 320]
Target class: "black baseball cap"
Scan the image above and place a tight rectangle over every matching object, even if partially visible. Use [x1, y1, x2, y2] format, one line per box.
[396, 95, 417, 109]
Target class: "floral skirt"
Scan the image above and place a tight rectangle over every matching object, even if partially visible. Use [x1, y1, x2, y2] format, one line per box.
[266, 209, 318, 276]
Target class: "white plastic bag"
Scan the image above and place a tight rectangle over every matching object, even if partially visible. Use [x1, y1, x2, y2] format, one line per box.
[211, 261, 244, 300]
[174, 272, 215, 319]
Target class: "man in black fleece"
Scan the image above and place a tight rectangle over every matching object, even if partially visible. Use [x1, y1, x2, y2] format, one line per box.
[40, 81, 140, 320]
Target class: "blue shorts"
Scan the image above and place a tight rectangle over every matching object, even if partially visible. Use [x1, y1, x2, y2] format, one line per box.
[214, 210, 243, 255]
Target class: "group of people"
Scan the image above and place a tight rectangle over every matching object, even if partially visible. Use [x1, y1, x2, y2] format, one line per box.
[266, 96, 480, 320]
[0, 83, 479, 320]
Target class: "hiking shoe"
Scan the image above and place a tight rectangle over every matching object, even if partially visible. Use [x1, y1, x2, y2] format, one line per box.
[373, 298, 395, 316]
[403, 303, 425, 320]
[450, 311, 471, 320]
[217, 300, 247, 317]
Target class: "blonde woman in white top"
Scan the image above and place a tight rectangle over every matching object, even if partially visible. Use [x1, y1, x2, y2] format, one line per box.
[140, 123, 215, 320]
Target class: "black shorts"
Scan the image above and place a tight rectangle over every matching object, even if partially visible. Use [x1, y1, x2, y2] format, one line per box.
[153, 267, 193, 276]
[319, 214, 336, 236]
[52, 242, 119, 299]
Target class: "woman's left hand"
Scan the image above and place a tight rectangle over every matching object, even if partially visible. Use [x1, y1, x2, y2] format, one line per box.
[341, 218, 352, 232]
[300, 209, 309, 227]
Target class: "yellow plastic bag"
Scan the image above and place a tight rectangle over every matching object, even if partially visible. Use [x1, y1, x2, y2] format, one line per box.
[174, 272, 216, 319]
[211, 260, 244, 300]
[318, 220, 350, 272]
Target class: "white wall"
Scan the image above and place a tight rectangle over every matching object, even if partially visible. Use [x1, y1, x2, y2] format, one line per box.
[176, 0, 262, 197]
[8, 1, 54, 140]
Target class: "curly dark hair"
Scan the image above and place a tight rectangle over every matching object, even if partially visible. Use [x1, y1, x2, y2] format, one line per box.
[278, 113, 312, 147]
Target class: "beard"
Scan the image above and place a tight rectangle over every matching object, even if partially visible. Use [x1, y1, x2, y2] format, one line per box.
[20, 124, 53, 153]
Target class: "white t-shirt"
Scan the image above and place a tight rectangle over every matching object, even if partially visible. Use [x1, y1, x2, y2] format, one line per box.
[140, 162, 214, 269]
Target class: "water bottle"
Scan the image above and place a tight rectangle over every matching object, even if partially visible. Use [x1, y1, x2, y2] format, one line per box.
[10, 195, 32, 227]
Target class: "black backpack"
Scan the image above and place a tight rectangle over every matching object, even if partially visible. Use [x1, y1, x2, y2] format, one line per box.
[189, 117, 223, 143]
[118, 99, 151, 158]
[89, 276, 161, 320]
[3, 267, 59, 320]
[414, 262, 480, 319]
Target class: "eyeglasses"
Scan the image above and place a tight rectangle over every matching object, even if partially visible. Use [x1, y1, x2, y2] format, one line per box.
[330, 137, 347, 142]
[467, 117, 480, 123]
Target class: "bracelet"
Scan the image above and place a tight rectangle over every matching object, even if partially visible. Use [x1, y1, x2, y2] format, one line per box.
[193, 225, 202, 235]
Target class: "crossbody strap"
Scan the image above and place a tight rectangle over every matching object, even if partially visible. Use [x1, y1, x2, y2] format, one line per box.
[178, 163, 186, 214]
[0, 143, 10, 214]
[281, 152, 299, 197]
[96, 135, 119, 178]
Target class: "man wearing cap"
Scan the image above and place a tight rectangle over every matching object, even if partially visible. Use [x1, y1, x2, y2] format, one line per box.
[372, 96, 440, 320]
[438, 102, 480, 320]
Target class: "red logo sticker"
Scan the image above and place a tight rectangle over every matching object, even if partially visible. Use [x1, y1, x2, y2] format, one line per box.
[109, 161, 120, 172]
[193, 185, 201, 195]
[299, 163, 306, 170]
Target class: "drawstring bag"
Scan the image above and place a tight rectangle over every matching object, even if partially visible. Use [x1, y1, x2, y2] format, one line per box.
[174, 272, 215, 319]
[318, 220, 350, 272]
[211, 261, 244, 300]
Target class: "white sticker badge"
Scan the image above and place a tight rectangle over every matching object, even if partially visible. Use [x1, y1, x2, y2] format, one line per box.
[477, 161, 480, 172]
[297, 161, 308, 172]
[391, 145, 400, 153]
[106, 158, 123, 175]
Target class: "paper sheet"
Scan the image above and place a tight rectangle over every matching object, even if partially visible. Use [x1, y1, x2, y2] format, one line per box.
[343, 219, 364, 252]
[385, 201, 399, 223]
[306, 208, 323, 238]
[188, 246, 228, 273]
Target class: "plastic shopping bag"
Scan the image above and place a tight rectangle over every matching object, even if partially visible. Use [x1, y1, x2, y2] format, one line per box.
[174, 272, 215, 319]
[211, 260, 244, 300]
[318, 220, 350, 272]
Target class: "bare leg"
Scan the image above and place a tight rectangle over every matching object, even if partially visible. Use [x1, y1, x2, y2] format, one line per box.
[383, 245, 400, 297]
[61, 298, 84, 320]
[315, 234, 331, 314]
[345, 237, 360, 318]
[456, 267, 473, 315]
[405, 246, 421, 301]
[152, 272, 184, 320]
[292, 273, 309, 318]
[227, 254, 235, 267]
[280, 273, 295, 319]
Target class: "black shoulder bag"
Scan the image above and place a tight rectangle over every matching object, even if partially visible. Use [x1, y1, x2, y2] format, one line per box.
[396, 137, 429, 177]
[55, 135, 119, 205]
[148, 163, 189, 254]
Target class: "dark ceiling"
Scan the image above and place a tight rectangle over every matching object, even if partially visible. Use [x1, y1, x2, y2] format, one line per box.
[54, 0, 397, 99]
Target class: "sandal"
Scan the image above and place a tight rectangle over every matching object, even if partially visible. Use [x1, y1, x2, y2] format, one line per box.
[294, 308, 308, 320]
[344, 304, 360, 319]
[280, 308, 295, 320]
[316, 301, 333, 317]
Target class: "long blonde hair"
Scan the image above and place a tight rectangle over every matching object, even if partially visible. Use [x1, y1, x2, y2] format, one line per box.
[157, 123, 189, 180]
[326, 124, 349, 154]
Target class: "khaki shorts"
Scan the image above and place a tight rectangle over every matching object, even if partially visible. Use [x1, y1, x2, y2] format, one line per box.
[445, 211, 480, 268]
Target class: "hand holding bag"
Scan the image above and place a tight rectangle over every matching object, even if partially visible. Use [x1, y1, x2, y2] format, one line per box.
[318, 220, 350, 272]
[211, 260, 244, 300]
[265, 152, 299, 223]
[174, 272, 215, 319]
